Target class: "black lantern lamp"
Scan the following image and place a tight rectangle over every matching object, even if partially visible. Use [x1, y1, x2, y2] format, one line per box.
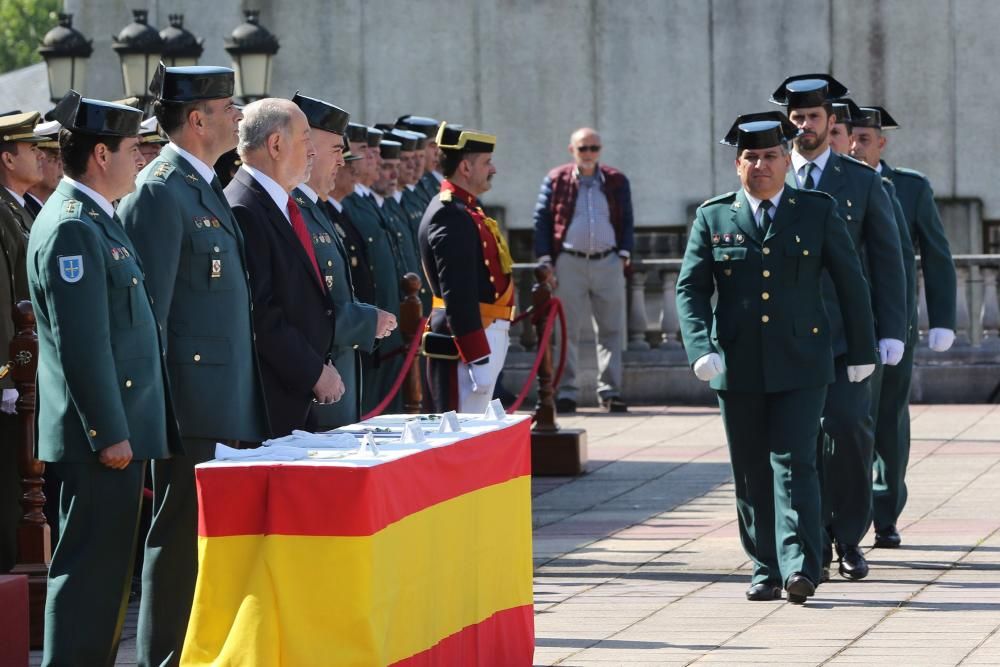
[160, 14, 203, 67]
[38, 14, 93, 103]
[112, 9, 164, 108]
[224, 10, 280, 103]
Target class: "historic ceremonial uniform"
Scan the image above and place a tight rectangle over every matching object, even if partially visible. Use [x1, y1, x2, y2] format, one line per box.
[771, 75, 907, 578]
[874, 155, 956, 541]
[419, 125, 514, 413]
[677, 114, 877, 602]
[29, 92, 181, 666]
[116, 65, 269, 666]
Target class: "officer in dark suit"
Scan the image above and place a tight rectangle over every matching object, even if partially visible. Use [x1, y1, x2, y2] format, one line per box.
[290, 93, 396, 428]
[117, 64, 269, 665]
[677, 112, 877, 604]
[225, 98, 345, 437]
[396, 115, 442, 203]
[28, 91, 181, 666]
[772, 75, 907, 581]
[849, 105, 957, 549]
[0, 110, 44, 573]
[419, 123, 515, 413]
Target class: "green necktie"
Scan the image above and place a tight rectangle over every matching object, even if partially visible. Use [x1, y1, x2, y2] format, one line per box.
[803, 163, 816, 189]
[759, 199, 773, 234]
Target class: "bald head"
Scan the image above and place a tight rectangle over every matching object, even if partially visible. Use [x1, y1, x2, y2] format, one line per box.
[237, 97, 315, 192]
[569, 127, 602, 175]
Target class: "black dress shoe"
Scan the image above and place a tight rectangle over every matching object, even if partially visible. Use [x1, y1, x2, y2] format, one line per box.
[601, 396, 628, 413]
[555, 397, 577, 414]
[785, 573, 816, 604]
[745, 582, 782, 601]
[837, 544, 870, 580]
[874, 525, 902, 548]
[819, 567, 830, 584]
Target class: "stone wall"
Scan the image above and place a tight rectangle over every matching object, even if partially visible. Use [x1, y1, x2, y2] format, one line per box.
[64, 0, 999, 247]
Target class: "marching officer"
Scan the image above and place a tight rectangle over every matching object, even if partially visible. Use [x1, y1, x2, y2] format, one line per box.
[771, 74, 907, 581]
[28, 90, 180, 665]
[117, 63, 268, 664]
[419, 123, 515, 413]
[848, 104, 957, 549]
[290, 93, 396, 427]
[677, 112, 877, 604]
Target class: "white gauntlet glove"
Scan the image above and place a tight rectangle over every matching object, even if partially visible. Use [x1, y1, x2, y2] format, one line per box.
[928, 328, 955, 352]
[878, 338, 905, 366]
[847, 364, 876, 383]
[693, 353, 724, 382]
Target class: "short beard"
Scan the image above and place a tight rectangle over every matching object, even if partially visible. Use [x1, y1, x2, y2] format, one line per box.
[795, 127, 827, 152]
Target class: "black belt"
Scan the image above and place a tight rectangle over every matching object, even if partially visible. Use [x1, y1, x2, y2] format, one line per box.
[562, 247, 617, 260]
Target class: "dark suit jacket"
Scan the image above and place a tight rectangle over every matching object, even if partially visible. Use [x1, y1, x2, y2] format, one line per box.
[225, 168, 336, 438]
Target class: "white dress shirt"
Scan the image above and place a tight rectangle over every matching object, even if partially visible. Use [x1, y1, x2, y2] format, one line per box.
[743, 188, 784, 229]
[167, 142, 216, 183]
[241, 164, 290, 223]
[791, 146, 832, 189]
[62, 177, 115, 219]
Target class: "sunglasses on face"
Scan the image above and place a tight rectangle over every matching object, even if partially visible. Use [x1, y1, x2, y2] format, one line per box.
[576, 145, 601, 153]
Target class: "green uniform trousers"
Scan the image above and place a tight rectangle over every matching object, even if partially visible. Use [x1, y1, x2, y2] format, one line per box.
[718, 386, 826, 587]
[137, 438, 216, 667]
[0, 413, 19, 572]
[873, 329, 916, 531]
[819, 357, 881, 555]
[42, 460, 145, 667]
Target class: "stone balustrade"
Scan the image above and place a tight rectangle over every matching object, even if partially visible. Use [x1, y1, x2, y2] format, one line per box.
[504, 255, 1000, 405]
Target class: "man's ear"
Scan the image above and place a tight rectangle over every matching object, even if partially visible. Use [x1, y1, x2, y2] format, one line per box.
[267, 131, 283, 160]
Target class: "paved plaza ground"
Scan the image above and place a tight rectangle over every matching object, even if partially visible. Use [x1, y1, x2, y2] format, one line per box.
[31, 404, 1000, 665]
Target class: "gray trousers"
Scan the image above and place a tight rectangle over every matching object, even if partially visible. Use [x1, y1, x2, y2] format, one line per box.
[554, 252, 626, 402]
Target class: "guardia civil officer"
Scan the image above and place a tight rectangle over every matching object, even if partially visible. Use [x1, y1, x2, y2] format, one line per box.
[28, 91, 180, 666]
[848, 105, 957, 550]
[419, 123, 515, 413]
[116, 63, 269, 665]
[396, 115, 442, 203]
[290, 93, 396, 428]
[771, 74, 907, 580]
[676, 112, 877, 604]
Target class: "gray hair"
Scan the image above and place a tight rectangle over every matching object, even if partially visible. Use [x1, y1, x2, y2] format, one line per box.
[237, 98, 293, 158]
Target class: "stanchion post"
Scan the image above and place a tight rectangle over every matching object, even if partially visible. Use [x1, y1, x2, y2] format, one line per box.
[400, 272, 423, 414]
[529, 264, 588, 476]
[8, 301, 49, 648]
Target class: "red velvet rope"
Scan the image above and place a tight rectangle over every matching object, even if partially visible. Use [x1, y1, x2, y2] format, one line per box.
[507, 297, 567, 414]
[360, 316, 429, 420]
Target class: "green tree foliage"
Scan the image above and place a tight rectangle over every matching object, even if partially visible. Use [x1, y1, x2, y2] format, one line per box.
[0, 0, 61, 74]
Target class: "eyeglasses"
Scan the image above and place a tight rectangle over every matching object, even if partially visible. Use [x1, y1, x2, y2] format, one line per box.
[576, 145, 601, 153]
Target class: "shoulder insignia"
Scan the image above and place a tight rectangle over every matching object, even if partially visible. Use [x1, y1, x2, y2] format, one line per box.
[62, 199, 81, 216]
[892, 166, 929, 182]
[184, 172, 199, 182]
[439, 189, 453, 203]
[788, 197, 796, 205]
[58, 255, 84, 283]
[152, 162, 174, 180]
[699, 191, 737, 208]
[295, 196, 306, 205]
[86, 209, 100, 218]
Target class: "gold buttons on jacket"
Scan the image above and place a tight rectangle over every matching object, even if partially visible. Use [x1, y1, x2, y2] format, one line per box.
[88, 429, 97, 437]
[327, 260, 333, 267]
[131, 277, 138, 285]
[802, 250, 810, 256]
[489, 276, 495, 283]
[762, 270, 771, 278]
[761, 315, 770, 323]
[125, 379, 133, 388]
[762, 292, 770, 300]
[812, 327, 820, 334]
[213, 245, 220, 253]
[722, 254, 730, 260]
[193, 354, 202, 362]
[763, 247, 771, 255]
[485, 259, 490, 266]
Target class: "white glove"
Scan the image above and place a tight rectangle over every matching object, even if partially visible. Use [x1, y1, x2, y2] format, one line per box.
[928, 328, 955, 352]
[878, 338, 905, 366]
[467, 362, 492, 395]
[0, 388, 16, 415]
[693, 353, 724, 382]
[847, 364, 876, 383]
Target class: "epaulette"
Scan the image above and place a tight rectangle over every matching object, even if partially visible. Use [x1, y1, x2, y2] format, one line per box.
[838, 153, 876, 172]
[796, 187, 836, 202]
[149, 160, 175, 181]
[439, 189, 453, 203]
[699, 191, 736, 208]
[891, 166, 929, 183]
[61, 199, 82, 218]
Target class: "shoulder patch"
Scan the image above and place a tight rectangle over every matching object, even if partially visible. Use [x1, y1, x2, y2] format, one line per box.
[796, 188, 836, 203]
[838, 153, 876, 172]
[892, 166, 929, 182]
[699, 191, 737, 208]
[439, 189, 453, 203]
[58, 255, 84, 283]
[150, 160, 175, 181]
[61, 199, 82, 218]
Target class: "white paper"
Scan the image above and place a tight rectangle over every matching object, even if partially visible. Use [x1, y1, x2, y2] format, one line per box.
[483, 398, 507, 422]
[357, 432, 381, 457]
[437, 411, 462, 433]
[400, 420, 427, 444]
[214, 443, 309, 461]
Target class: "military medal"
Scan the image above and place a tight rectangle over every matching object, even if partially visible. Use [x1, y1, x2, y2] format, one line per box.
[334, 223, 347, 238]
[723, 233, 732, 245]
[325, 275, 334, 289]
[711, 233, 721, 245]
[211, 258, 222, 279]
[735, 233, 745, 244]
[111, 248, 120, 260]
[212, 219, 220, 228]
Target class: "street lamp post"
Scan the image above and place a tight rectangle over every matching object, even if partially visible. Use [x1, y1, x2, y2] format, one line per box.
[38, 13, 93, 104]
[160, 14, 203, 67]
[112, 9, 164, 110]
[224, 10, 280, 103]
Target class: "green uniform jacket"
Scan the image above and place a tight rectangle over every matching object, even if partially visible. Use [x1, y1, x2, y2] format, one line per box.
[789, 152, 907, 355]
[118, 146, 268, 442]
[342, 192, 406, 314]
[400, 187, 433, 312]
[382, 195, 422, 279]
[0, 189, 32, 391]
[882, 178, 918, 329]
[677, 187, 877, 393]
[403, 183, 431, 213]
[881, 161, 956, 330]
[293, 187, 378, 424]
[27, 180, 181, 461]
[417, 172, 442, 205]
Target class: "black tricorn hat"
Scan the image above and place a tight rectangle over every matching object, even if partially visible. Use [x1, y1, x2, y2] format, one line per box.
[379, 140, 402, 160]
[365, 127, 384, 148]
[395, 114, 439, 139]
[383, 128, 418, 151]
[832, 98, 863, 125]
[770, 74, 849, 109]
[436, 122, 495, 153]
[46, 90, 142, 137]
[292, 92, 350, 135]
[149, 63, 235, 103]
[855, 105, 900, 130]
[373, 122, 394, 133]
[721, 111, 801, 151]
[345, 122, 368, 143]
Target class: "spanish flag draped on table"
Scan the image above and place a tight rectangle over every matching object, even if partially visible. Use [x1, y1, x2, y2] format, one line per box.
[181, 415, 535, 666]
